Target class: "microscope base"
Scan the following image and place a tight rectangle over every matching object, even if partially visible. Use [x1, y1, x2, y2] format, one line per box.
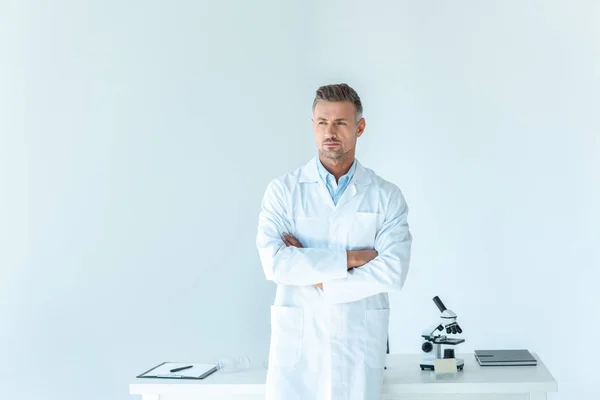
[419, 358, 465, 371]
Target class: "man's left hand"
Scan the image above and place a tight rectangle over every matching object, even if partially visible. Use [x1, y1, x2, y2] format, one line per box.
[282, 233, 322, 288]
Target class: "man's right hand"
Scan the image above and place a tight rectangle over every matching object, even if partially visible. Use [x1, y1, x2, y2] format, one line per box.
[346, 250, 378, 270]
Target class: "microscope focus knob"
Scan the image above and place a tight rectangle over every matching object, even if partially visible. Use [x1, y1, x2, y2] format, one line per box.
[421, 342, 433, 353]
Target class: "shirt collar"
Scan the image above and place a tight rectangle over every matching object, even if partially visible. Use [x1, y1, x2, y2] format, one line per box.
[316, 156, 357, 185]
[299, 156, 370, 185]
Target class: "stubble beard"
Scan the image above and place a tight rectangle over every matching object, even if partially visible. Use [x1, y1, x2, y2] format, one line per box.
[320, 146, 348, 161]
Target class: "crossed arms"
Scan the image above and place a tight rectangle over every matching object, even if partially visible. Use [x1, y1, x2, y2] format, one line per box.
[256, 179, 412, 304]
[282, 232, 378, 288]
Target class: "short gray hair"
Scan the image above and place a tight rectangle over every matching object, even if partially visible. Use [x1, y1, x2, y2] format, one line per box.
[312, 83, 363, 121]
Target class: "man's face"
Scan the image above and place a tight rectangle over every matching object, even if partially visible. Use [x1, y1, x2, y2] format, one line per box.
[312, 101, 365, 160]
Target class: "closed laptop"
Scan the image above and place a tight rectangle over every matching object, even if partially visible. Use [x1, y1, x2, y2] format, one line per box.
[474, 349, 537, 366]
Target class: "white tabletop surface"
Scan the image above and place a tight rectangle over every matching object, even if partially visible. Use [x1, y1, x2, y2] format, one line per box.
[130, 353, 557, 396]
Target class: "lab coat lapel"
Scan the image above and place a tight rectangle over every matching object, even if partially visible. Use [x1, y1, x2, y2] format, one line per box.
[298, 157, 335, 213]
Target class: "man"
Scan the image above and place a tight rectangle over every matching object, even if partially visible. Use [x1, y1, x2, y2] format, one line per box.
[256, 83, 412, 400]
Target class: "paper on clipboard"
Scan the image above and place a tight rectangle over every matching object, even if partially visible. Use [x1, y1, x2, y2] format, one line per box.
[137, 362, 218, 379]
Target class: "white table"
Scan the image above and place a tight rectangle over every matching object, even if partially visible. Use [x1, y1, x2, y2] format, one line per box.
[130, 353, 557, 400]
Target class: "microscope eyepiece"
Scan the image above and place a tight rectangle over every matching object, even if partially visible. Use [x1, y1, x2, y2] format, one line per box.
[432, 296, 447, 312]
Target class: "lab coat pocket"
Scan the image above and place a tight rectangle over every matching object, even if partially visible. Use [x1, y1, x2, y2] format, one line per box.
[350, 212, 381, 250]
[269, 306, 303, 368]
[364, 309, 390, 369]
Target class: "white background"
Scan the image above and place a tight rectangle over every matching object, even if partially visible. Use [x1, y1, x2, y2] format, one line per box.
[1, 1, 598, 399]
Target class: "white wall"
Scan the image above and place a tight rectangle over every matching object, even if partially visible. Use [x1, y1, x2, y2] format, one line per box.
[1, 1, 598, 399]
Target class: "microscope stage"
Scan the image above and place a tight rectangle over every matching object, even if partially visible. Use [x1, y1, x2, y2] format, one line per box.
[420, 358, 465, 371]
[434, 338, 465, 345]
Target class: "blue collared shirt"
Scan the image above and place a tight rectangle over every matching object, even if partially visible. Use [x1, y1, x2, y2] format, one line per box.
[316, 157, 357, 205]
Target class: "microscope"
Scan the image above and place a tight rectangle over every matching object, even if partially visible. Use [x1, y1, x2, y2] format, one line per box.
[420, 296, 465, 371]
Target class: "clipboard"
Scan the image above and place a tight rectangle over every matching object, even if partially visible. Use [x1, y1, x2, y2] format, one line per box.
[137, 362, 218, 380]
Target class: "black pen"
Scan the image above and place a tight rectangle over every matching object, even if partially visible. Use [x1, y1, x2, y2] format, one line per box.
[170, 365, 193, 373]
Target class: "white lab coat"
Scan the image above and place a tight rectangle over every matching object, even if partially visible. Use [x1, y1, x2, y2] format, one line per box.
[256, 157, 412, 400]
